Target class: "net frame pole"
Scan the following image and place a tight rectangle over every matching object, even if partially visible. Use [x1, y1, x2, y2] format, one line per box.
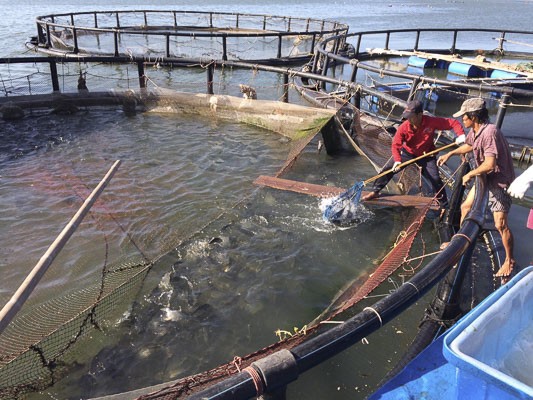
[364, 142, 456, 185]
[0, 160, 122, 335]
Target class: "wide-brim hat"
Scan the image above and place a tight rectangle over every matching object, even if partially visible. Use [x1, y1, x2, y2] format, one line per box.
[453, 98, 486, 118]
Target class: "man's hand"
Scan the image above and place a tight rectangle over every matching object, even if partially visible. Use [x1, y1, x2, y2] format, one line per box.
[455, 135, 466, 145]
[437, 154, 449, 167]
[462, 172, 473, 186]
[392, 161, 402, 172]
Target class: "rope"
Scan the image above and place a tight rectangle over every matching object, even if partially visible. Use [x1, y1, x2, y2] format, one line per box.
[405, 281, 420, 294]
[403, 250, 442, 263]
[507, 102, 533, 109]
[232, 356, 243, 372]
[453, 232, 472, 245]
[243, 366, 264, 397]
[363, 306, 383, 327]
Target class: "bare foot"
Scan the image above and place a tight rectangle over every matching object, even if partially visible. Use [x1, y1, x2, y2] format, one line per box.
[362, 192, 380, 201]
[495, 259, 515, 278]
[439, 242, 449, 250]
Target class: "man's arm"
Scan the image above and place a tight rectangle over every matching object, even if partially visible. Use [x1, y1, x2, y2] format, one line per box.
[437, 143, 472, 166]
[391, 124, 405, 162]
[433, 117, 465, 137]
[462, 155, 496, 185]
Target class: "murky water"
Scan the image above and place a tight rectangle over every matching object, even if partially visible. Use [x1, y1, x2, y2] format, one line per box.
[1, 0, 533, 399]
[1, 108, 421, 399]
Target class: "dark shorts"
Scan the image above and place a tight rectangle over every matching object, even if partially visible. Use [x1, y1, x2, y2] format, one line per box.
[488, 184, 512, 213]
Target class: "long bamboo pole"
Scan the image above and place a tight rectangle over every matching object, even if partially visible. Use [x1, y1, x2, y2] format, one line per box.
[364, 142, 456, 185]
[0, 160, 121, 335]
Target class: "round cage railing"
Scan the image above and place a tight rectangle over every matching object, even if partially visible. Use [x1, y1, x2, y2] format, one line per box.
[28, 10, 349, 64]
[307, 28, 533, 109]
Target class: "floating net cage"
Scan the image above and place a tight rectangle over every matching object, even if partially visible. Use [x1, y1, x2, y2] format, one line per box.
[30, 11, 348, 62]
[3, 21, 527, 400]
[0, 59, 340, 397]
[0, 83, 439, 398]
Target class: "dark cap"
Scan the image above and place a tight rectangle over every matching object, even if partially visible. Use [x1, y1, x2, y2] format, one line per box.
[401, 100, 423, 119]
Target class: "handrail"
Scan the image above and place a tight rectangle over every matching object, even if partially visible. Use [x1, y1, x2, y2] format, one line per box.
[3, 56, 532, 100]
[32, 10, 348, 60]
[36, 9, 347, 31]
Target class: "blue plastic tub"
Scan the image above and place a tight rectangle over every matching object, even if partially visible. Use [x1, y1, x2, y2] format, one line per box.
[443, 266, 533, 400]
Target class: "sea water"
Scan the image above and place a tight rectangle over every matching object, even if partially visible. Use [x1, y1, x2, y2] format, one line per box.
[1, 1, 533, 399]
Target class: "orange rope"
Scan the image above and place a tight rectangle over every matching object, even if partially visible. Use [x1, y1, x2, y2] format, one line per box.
[243, 366, 264, 397]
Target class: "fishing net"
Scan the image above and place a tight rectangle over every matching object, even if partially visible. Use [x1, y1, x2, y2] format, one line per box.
[132, 202, 433, 400]
[0, 96, 335, 398]
[323, 181, 364, 224]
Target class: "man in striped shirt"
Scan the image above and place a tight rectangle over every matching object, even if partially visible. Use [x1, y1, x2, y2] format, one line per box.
[438, 98, 515, 279]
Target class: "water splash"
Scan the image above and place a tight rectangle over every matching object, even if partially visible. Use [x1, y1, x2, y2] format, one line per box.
[322, 181, 365, 224]
[320, 194, 373, 228]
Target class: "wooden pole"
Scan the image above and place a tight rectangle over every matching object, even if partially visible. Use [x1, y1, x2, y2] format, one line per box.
[0, 160, 121, 335]
[364, 142, 456, 185]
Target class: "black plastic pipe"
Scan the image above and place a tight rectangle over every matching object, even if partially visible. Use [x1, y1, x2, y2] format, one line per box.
[382, 161, 471, 379]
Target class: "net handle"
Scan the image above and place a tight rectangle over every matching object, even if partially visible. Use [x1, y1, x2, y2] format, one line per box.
[364, 142, 456, 185]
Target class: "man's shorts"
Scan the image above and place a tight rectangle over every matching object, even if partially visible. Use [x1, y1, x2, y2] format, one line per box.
[488, 184, 512, 213]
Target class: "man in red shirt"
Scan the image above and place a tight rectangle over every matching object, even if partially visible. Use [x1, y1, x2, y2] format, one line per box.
[362, 100, 465, 209]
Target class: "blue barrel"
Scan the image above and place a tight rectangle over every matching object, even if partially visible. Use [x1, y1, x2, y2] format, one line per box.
[448, 62, 487, 77]
[490, 69, 523, 79]
[408, 55, 435, 68]
[435, 59, 449, 69]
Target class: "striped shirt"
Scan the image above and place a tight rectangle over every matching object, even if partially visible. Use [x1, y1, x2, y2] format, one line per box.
[465, 123, 515, 188]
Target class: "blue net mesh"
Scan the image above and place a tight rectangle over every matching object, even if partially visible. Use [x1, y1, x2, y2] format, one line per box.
[323, 181, 365, 224]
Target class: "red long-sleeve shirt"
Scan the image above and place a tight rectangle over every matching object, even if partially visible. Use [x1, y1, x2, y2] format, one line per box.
[392, 115, 465, 162]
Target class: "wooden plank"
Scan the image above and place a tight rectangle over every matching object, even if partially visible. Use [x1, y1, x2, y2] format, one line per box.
[253, 175, 439, 209]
